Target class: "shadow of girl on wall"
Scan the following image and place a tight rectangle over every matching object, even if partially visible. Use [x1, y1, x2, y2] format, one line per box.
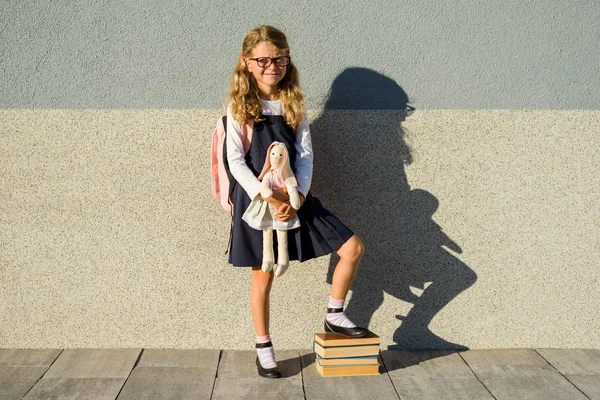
[309, 67, 477, 351]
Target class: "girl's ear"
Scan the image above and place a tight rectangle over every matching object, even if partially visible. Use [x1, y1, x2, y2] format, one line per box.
[242, 52, 250, 71]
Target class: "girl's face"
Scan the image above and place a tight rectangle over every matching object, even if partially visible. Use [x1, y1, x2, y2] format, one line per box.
[245, 42, 288, 97]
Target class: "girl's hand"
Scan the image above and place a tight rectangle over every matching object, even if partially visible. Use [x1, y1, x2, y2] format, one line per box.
[298, 192, 306, 207]
[259, 188, 288, 207]
[261, 195, 284, 208]
[275, 202, 297, 222]
[271, 188, 289, 203]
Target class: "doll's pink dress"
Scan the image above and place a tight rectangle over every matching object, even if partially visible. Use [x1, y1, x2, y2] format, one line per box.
[242, 169, 301, 231]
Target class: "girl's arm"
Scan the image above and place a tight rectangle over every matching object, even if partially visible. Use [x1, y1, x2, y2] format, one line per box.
[226, 104, 263, 201]
[294, 113, 313, 203]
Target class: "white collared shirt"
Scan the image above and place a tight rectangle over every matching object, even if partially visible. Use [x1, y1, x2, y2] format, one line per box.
[226, 100, 313, 200]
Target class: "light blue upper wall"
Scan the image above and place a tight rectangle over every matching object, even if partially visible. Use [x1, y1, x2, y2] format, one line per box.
[1, 0, 599, 109]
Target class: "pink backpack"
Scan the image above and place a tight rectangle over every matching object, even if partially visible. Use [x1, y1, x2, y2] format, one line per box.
[211, 116, 253, 212]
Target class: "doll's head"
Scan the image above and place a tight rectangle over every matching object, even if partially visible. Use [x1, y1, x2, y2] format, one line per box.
[269, 143, 286, 169]
[258, 142, 297, 187]
[228, 25, 305, 128]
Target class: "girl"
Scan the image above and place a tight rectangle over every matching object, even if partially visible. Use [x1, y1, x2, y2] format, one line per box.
[226, 25, 367, 379]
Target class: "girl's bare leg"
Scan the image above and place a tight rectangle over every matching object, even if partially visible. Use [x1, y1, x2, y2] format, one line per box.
[250, 266, 280, 377]
[330, 235, 364, 299]
[251, 266, 274, 336]
[325, 234, 368, 336]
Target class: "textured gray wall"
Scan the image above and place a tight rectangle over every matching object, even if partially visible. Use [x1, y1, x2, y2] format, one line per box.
[1, 0, 599, 109]
[2, 109, 599, 350]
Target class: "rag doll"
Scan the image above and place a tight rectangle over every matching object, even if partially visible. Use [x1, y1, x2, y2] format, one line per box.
[242, 142, 301, 277]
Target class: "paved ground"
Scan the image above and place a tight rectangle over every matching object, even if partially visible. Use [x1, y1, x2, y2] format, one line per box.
[1, 348, 599, 399]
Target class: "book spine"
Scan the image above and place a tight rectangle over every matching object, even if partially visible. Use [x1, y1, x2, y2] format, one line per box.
[316, 363, 380, 377]
[316, 358, 379, 367]
[314, 343, 379, 358]
[316, 354, 378, 361]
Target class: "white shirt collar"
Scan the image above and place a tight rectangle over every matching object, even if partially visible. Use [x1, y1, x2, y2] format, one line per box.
[261, 99, 283, 116]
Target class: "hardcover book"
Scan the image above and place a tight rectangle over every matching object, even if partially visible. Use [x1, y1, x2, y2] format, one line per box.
[313, 341, 380, 359]
[314, 332, 380, 347]
[315, 361, 380, 377]
[315, 354, 379, 366]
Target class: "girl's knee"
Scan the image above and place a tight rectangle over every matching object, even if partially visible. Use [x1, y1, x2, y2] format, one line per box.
[338, 235, 364, 261]
[251, 268, 274, 292]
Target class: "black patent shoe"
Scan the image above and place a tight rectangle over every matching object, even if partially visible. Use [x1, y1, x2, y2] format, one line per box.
[324, 307, 369, 338]
[255, 341, 281, 379]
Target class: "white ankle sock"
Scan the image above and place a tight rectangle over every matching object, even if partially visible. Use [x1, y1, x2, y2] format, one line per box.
[256, 334, 277, 369]
[326, 296, 357, 328]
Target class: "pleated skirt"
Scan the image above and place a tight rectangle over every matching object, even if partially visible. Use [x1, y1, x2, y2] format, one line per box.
[228, 185, 354, 267]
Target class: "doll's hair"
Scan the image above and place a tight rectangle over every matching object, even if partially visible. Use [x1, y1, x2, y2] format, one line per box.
[228, 25, 304, 128]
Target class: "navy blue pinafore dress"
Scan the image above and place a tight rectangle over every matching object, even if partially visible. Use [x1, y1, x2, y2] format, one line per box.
[228, 114, 354, 267]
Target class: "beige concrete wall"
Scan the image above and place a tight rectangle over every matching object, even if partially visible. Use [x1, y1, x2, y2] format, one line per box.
[1, 109, 599, 349]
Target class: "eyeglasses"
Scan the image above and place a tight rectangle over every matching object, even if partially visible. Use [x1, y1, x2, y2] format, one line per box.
[248, 56, 290, 68]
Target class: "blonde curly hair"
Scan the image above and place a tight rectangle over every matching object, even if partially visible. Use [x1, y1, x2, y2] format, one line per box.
[228, 25, 305, 128]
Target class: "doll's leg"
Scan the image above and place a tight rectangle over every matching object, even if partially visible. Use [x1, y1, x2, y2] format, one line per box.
[250, 267, 280, 377]
[325, 235, 368, 337]
[274, 230, 289, 277]
[262, 229, 274, 273]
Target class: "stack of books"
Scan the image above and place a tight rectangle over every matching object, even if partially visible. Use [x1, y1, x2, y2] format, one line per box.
[313, 332, 380, 377]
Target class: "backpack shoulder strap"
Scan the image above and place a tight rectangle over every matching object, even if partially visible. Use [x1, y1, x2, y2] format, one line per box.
[211, 116, 231, 211]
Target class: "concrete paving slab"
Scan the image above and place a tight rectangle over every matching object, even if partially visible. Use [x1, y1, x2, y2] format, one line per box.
[0, 349, 62, 366]
[117, 366, 216, 400]
[460, 349, 554, 371]
[537, 349, 600, 399]
[381, 350, 472, 376]
[117, 349, 219, 399]
[300, 351, 400, 400]
[567, 375, 600, 400]
[212, 350, 303, 399]
[467, 372, 589, 400]
[0, 349, 63, 400]
[0, 366, 49, 400]
[216, 349, 301, 379]
[388, 375, 495, 400]
[135, 348, 220, 368]
[537, 349, 600, 375]
[21, 377, 126, 400]
[381, 350, 493, 400]
[460, 349, 589, 400]
[43, 348, 141, 379]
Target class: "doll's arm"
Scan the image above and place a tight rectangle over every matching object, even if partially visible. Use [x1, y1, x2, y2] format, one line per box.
[259, 172, 273, 199]
[259, 173, 286, 208]
[286, 185, 301, 210]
